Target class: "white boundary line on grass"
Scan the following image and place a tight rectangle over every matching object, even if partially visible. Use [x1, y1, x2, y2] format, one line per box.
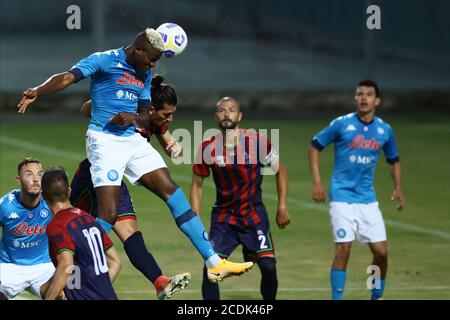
[2, 135, 450, 241]
[116, 286, 450, 294]
[16, 285, 450, 299]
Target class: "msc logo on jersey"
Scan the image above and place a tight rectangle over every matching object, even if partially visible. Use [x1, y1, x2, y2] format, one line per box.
[107, 170, 119, 181]
[40, 209, 49, 219]
[115, 90, 137, 100]
[349, 155, 373, 164]
[336, 228, 347, 239]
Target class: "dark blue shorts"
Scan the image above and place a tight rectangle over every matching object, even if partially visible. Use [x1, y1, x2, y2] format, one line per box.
[209, 212, 275, 262]
[70, 159, 136, 221]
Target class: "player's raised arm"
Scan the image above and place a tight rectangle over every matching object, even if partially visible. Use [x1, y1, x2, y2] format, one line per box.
[275, 160, 291, 229]
[309, 144, 327, 203]
[17, 71, 76, 113]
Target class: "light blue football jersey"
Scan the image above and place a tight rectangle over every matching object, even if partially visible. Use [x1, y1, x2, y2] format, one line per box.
[312, 112, 399, 203]
[0, 190, 52, 265]
[70, 47, 152, 137]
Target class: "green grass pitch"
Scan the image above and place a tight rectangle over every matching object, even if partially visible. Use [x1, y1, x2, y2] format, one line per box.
[1, 115, 449, 300]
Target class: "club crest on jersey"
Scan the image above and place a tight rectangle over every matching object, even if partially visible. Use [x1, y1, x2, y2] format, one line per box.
[216, 156, 226, 167]
[348, 135, 380, 151]
[336, 228, 346, 239]
[107, 170, 119, 181]
[40, 209, 49, 218]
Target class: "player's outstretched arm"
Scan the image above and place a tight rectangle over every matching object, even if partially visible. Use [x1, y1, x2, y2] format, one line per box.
[309, 145, 327, 203]
[45, 251, 74, 300]
[17, 72, 77, 113]
[106, 247, 121, 283]
[389, 162, 404, 210]
[189, 174, 204, 217]
[275, 160, 291, 229]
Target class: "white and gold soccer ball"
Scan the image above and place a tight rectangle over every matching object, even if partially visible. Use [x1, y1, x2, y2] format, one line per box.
[156, 23, 188, 57]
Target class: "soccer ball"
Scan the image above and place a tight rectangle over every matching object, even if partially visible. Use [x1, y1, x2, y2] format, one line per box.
[156, 23, 188, 57]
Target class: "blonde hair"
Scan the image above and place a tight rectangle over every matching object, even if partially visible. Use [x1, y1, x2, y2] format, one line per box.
[144, 28, 164, 52]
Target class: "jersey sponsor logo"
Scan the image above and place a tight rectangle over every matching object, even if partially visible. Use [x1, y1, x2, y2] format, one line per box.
[115, 89, 137, 100]
[8, 193, 15, 203]
[377, 127, 384, 135]
[349, 155, 373, 164]
[12, 222, 46, 237]
[8, 212, 19, 219]
[116, 72, 144, 88]
[116, 62, 123, 68]
[345, 124, 357, 131]
[13, 239, 43, 249]
[348, 134, 381, 151]
[40, 209, 49, 219]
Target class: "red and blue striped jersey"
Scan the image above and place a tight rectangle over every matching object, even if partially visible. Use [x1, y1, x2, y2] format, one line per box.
[46, 207, 117, 300]
[193, 129, 278, 228]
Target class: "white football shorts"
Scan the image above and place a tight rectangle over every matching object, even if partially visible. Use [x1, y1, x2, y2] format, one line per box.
[0, 262, 55, 299]
[86, 129, 167, 188]
[329, 201, 387, 243]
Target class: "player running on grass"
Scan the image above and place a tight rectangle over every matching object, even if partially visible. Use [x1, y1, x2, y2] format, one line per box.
[18, 28, 253, 283]
[70, 75, 188, 300]
[309, 80, 404, 300]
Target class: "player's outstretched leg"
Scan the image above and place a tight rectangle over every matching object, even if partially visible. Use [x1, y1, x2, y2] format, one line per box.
[257, 257, 278, 300]
[139, 169, 254, 281]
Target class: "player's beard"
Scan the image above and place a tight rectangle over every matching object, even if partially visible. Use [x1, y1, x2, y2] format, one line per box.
[219, 119, 238, 130]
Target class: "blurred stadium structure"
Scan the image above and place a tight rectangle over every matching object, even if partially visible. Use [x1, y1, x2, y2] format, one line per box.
[1, 0, 449, 113]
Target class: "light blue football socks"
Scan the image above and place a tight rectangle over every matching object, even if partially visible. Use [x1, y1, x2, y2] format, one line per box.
[331, 269, 347, 300]
[166, 188, 220, 267]
[371, 278, 385, 300]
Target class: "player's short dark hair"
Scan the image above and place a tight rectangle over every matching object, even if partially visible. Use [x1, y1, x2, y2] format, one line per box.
[358, 79, 381, 97]
[17, 157, 42, 175]
[151, 74, 177, 110]
[41, 166, 70, 204]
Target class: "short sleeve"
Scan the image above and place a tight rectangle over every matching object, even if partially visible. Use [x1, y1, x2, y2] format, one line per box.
[312, 117, 342, 150]
[47, 222, 76, 255]
[193, 142, 211, 177]
[69, 52, 109, 80]
[383, 125, 400, 164]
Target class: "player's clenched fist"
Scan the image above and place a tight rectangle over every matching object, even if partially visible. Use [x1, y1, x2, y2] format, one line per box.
[18, 88, 38, 113]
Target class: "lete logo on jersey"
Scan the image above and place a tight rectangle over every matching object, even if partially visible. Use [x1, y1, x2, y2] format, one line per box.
[12, 222, 46, 237]
[348, 135, 381, 151]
